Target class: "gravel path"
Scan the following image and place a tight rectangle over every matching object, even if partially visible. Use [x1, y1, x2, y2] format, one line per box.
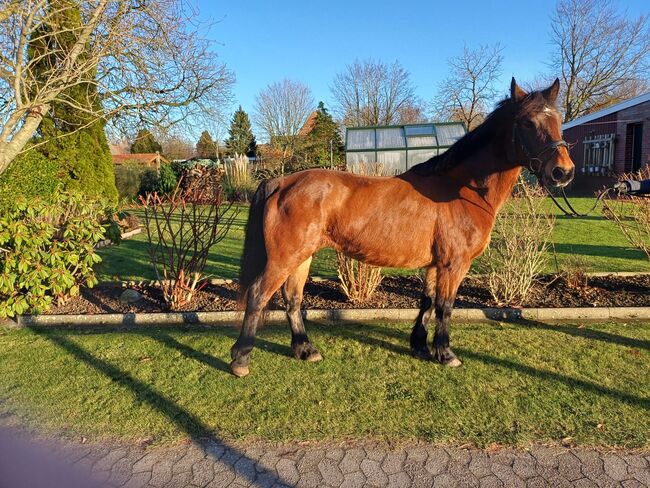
[2, 433, 647, 487]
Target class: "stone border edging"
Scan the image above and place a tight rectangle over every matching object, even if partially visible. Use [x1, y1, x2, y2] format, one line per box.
[7, 306, 650, 328]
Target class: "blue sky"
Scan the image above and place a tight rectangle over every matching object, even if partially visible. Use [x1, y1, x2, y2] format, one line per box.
[197, 0, 647, 136]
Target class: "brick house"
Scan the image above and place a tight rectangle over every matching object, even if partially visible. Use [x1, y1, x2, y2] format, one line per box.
[562, 92, 650, 193]
[111, 152, 168, 169]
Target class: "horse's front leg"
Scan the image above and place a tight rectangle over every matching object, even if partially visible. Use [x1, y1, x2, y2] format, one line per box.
[432, 260, 470, 367]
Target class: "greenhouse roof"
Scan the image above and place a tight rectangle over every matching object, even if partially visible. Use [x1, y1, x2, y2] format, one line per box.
[344, 122, 466, 174]
[345, 122, 466, 152]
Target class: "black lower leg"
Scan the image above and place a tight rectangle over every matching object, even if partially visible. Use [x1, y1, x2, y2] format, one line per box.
[284, 292, 321, 361]
[410, 294, 433, 360]
[231, 309, 262, 369]
[432, 298, 460, 365]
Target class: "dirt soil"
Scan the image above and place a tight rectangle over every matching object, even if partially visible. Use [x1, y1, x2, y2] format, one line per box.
[46, 274, 650, 315]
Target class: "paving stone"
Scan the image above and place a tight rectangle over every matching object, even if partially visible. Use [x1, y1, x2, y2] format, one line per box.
[425, 449, 449, 476]
[256, 452, 281, 473]
[388, 471, 411, 488]
[432, 473, 458, 488]
[602, 454, 628, 482]
[446, 448, 471, 467]
[340, 471, 366, 488]
[124, 470, 152, 488]
[275, 458, 300, 486]
[109, 456, 135, 486]
[149, 459, 175, 487]
[525, 476, 549, 488]
[192, 458, 215, 486]
[573, 450, 605, 480]
[490, 462, 524, 488]
[93, 447, 129, 472]
[512, 457, 538, 480]
[318, 457, 344, 486]
[621, 454, 648, 471]
[131, 452, 160, 474]
[360, 458, 388, 487]
[340, 448, 366, 474]
[632, 466, 650, 486]
[365, 447, 387, 463]
[573, 478, 599, 488]
[296, 469, 324, 488]
[530, 446, 560, 468]
[297, 449, 325, 473]
[168, 470, 192, 487]
[621, 480, 646, 488]
[232, 457, 257, 486]
[255, 470, 279, 488]
[403, 461, 434, 488]
[558, 452, 584, 482]
[203, 441, 226, 460]
[383, 451, 407, 475]
[469, 452, 492, 478]
[173, 446, 205, 474]
[325, 447, 346, 462]
[588, 473, 618, 488]
[406, 446, 429, 463]
[478, 475, 503, 488]
[209, 468, 236, 487]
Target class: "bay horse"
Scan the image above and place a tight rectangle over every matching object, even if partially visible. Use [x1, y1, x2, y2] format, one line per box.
[230, 78, 574, 377]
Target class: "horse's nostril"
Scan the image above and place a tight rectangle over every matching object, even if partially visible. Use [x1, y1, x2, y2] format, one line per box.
[552, 167, 567, 181]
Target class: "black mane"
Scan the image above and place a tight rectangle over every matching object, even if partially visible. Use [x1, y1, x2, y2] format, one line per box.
[410, 91, 549, 176]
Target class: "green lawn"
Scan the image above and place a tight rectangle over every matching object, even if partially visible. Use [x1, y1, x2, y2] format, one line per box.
[0, 320, 648, 448]
[97, 197, 649, 282]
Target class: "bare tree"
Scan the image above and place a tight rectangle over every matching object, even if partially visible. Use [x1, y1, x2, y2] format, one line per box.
[330, 59, 419, 126]
[253, 78, 313, 157]
[550, 0, 650, 122]
[431, 44, 504, 130]
[0, 0, 234, 173]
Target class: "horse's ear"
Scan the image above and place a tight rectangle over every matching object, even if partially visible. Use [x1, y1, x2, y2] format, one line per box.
[510, 77, 527, 102]
[542, 78, 560, 103]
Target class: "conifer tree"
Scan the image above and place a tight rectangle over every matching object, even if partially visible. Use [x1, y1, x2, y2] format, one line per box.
[29, 0, 117, 202]
[131, 129, 162, 154]
[195, 131, 219, 159]
[225, 106, 257, 157]
[301, 102, 343, 167]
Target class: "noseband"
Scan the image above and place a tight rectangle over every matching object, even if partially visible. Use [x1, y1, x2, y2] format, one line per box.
[512, 122, 569, 176]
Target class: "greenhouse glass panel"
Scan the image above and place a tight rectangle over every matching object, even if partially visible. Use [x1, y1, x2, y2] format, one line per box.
[435, 124, 465, 146]
[347, 129, 375, 150]
[404, 125, 435, 137]
[346, 151, 376, 171]
[376, 128, 405, 148]
[406, 134, 437, 147]
[377, 151, 407, 174]
[407, 149, 437, 168]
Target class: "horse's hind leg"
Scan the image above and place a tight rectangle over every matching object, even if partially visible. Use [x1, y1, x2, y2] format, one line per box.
[282, 257, 322, 362]
[410, 267, 436, 360]
[230, 265, 289, 377]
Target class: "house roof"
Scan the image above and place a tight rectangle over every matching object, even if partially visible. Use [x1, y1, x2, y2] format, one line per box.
[112, 153, 167, 165]
[299, 111, 318, 136]
[562, 91, 650, 130]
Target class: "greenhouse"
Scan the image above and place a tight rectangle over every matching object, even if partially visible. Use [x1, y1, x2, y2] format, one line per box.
[345, 122, 466, 173]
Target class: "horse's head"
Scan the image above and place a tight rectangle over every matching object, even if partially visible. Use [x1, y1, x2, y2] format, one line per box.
[510, 78, 575, 187]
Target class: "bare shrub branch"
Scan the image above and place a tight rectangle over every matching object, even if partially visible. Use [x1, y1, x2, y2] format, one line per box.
[139, 177, 237, 309]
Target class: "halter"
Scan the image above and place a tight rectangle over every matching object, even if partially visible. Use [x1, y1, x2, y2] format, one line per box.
[512, 122, 569, 177]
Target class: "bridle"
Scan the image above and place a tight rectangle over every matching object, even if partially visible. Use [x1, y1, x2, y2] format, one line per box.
[512, 121, 570, 178]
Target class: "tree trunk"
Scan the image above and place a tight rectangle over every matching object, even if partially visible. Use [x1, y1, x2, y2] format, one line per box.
[0, 105, 48, 174]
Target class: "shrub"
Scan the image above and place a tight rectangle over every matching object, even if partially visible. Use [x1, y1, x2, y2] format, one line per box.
[114, 163, 148, 201]
[138, 168, 160, 196]
[223, 154, 257, 202]
[602, 167, 650, 261]
[157, 163, 178, 194]
[336, 162, 387, 303]
[140, 181, 236, 309]
[0, 150, 62, 209]
[0, 191, 107, 317]
[476, 177, 555, 306]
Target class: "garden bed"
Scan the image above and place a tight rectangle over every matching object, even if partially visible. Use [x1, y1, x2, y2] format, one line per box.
[46, 274, 650, 315]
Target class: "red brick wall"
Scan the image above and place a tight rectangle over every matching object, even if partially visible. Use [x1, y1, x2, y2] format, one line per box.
[562, 100, 650, 193]
[615, 100, 650, 173]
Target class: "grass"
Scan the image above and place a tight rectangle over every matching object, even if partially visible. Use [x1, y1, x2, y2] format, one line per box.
[0, 320, 648, 448]
[96, 197, 649, 282]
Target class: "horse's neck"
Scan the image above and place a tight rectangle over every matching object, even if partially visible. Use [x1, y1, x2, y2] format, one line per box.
[456, 133, 521, 214]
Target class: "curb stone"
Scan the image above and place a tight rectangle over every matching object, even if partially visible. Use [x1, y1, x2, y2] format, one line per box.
[7, 306, 650, 328]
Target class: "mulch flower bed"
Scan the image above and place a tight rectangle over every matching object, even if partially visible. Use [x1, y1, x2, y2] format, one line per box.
[45, 274, 650, 315]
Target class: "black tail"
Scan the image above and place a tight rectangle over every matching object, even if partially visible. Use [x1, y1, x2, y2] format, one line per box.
[238, 178, 279, 306]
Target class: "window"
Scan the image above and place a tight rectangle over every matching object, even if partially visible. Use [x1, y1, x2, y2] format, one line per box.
[582, 134, 615, 176]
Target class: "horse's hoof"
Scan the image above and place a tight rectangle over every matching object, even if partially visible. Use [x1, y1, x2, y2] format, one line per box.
[411, 347, 434, 361]
[231, 361, 250, 378]
[306, 351, 323, 362]
[443, 357, 463, 368]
